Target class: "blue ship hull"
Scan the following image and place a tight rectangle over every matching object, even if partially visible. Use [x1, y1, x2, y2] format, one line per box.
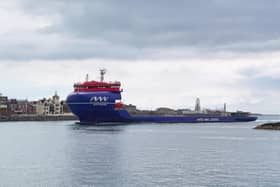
[66, 91, 257, 124]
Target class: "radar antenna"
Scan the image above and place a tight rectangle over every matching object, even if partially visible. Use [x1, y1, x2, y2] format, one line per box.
[100, 68, 106, 82]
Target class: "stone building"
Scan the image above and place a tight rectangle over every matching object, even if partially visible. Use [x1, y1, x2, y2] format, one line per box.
[36, 92, 63, 115]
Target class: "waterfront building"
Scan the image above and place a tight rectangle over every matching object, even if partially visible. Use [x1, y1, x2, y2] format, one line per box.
[52, 92, 62, 114]
[8, 99, 36, 115]
[36, 98, 47, 115]
[36, 92, 63, 115]
[0, 94, 8, 116]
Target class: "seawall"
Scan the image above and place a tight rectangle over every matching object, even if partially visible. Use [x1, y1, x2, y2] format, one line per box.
[0, 115, 78, 122]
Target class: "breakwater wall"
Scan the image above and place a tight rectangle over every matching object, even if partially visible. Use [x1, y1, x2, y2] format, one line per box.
[0, 115, 78, 122]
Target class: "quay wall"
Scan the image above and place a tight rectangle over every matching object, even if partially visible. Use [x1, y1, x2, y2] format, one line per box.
[0, 114, 77, 122]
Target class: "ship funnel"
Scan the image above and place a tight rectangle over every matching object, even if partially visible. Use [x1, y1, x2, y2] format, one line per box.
[100, 68, 106, 82]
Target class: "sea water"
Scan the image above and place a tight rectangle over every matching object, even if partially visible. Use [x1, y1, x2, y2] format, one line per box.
[0, 116, 280, 187]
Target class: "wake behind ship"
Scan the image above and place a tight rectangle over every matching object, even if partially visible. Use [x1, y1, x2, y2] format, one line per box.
[66, 69, 257, 124]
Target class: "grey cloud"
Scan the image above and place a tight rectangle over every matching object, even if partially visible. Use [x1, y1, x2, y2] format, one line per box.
[0, 34, 144, 60]
[4, 0, 280, 60]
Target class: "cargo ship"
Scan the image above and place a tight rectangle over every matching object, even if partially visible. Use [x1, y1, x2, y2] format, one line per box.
[66, 69, 257, 124]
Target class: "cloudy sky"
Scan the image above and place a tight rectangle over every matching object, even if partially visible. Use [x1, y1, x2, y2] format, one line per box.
[1, 0, 280, 113]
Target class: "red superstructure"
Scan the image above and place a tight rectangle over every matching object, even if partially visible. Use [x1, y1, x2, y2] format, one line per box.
[74, 81, 121, 92]
[74, 69, 122, 93]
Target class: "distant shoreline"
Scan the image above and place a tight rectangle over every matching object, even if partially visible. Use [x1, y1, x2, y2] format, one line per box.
[0, 114, 78, 122]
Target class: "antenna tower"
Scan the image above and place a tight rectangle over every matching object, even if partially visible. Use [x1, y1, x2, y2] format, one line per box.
[100, 68, 106, 82]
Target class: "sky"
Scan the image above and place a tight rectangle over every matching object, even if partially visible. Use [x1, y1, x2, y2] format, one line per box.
[1, 0, 280, 114]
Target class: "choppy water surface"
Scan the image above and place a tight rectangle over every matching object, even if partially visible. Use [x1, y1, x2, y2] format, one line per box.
[1, 116, 280, 187]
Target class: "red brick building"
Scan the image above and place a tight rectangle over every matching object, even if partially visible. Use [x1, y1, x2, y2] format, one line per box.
[8, 99, 36, 115]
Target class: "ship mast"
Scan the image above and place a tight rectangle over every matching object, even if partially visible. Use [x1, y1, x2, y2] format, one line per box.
[100, 68, 106, 82]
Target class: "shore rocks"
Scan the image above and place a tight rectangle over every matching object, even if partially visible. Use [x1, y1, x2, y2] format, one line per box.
[254, 122, 280, 130]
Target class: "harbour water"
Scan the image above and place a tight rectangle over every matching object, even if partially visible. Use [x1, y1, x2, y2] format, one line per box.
[1, 116, 280, 186]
